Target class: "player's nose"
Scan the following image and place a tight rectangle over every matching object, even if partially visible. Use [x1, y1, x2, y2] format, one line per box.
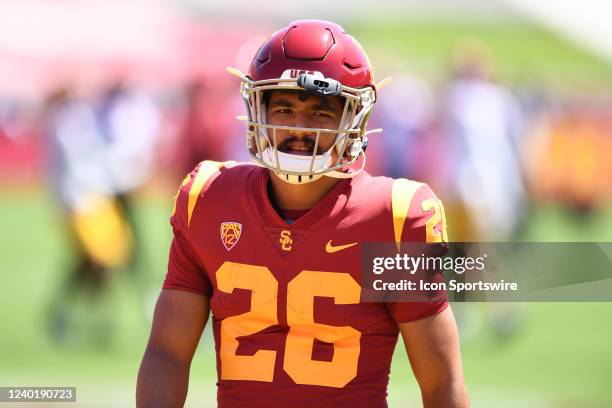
[287, 128, 317, 141]
[288, 113, 317, 136]
[289, 110, 312, 129]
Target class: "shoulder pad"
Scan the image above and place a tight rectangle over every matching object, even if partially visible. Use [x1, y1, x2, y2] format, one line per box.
[391, 178, 425, 250]
[172, 160, 236, 230]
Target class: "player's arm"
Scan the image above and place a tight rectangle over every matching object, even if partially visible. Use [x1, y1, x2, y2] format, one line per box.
[138, 164, 217, 407]
[391, 181, 467, 405]
[399, 308, 468, 408]
[136, 289, 209, 408]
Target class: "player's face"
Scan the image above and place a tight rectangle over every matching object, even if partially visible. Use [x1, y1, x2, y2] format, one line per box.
[266, 90, 344, 156]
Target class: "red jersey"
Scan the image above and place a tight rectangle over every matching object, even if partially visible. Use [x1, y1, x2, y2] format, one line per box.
[163, 161, 448, 408]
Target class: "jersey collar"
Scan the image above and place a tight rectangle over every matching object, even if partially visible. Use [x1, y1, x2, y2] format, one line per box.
[248, 167, 353, 229]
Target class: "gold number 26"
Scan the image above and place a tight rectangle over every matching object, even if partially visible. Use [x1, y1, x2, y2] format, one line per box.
[216, 262, 361, 388]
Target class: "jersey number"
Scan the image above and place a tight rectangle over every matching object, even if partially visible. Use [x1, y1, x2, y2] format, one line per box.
[216, 262, 361, 388]
[422, 198, 448, 243]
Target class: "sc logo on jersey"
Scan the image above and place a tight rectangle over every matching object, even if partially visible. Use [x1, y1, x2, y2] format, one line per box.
[279, 230, 293, 252]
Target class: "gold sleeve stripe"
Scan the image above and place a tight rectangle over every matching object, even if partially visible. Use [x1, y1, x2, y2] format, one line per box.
[391, 179, 424, 251]
[171, 173, 192, 217]
[187, 161, 234, 228]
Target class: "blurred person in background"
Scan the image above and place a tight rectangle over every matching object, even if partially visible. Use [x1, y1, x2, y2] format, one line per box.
[43, 84, 124, 347]
[441, 38, 528, 342]
[96, 78, 161, 277]
[43, 78, 160, 347]
[0, 96, 29, 141]
[524, 89, 612, 217]
[174, 79, 217, 177]
[442, 38, 527, 242]
[0, 94, 38, 181]
[174, 78, 236, 178]
[374, 72, 437, 180]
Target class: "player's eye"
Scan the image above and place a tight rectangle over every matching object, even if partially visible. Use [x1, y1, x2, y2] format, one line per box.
[313, 111, 333, 118]
[275, 108, 292, 114]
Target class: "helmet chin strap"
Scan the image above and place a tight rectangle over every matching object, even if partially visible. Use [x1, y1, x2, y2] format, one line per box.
[270, 149, 366, 184]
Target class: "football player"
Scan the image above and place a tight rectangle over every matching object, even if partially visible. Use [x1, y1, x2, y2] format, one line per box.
[137, 20, 468, 408]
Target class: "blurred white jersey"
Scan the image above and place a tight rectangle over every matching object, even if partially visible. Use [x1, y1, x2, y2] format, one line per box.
[45, 89, 160, 210]
[446, 78, 525, 239]
[46, 99, 113, 209]
[101, 90, 160, 194]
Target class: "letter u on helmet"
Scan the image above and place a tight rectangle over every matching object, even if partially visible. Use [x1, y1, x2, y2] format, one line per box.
[229, 19, 380, 184]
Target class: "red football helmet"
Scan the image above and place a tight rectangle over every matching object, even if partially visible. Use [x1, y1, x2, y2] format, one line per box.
[229, 20, 380, 184]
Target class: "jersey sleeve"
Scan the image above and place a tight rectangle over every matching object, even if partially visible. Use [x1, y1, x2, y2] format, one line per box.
[162, 164, 213, 296]
[399, 183, 449, 245]
[387, 181, 449, 323]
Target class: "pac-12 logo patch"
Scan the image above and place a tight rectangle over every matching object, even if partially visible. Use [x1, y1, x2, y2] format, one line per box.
[220, 222, 242, 251]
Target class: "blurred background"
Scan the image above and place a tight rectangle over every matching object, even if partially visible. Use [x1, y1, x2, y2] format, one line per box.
[0, 0, 611, 407]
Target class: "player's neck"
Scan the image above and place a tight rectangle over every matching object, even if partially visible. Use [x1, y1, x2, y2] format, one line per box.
[267, 170, 340, 210]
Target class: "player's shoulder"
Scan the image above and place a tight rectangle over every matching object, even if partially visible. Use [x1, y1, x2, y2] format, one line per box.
[390, 177, 441, 214]
[177, 160, 256, 194]
[351, 172, 446, 244]
[351, 171, 441, 211]
[385, 176, 447, 245]
[170, 160, 258, 231]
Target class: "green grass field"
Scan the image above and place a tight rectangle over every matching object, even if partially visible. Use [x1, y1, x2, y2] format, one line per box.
[1, 191, 611, 407]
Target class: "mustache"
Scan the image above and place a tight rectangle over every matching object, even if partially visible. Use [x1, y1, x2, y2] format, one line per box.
[277, 136, 323, 154]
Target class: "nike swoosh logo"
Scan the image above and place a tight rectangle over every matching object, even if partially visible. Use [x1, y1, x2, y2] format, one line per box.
[325, 240, 358, 254]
